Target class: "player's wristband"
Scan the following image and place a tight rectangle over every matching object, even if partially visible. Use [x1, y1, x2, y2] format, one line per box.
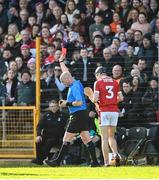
[66, 102, 73, 106]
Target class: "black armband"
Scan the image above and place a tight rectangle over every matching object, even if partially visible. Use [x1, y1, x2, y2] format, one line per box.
[66, 102, 73, 106]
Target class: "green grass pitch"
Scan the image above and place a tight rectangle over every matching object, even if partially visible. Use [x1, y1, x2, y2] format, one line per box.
[0, 166, 159, 179]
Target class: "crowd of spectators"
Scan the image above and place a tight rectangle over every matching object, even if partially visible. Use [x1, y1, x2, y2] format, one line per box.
[0, 0, 158, 126]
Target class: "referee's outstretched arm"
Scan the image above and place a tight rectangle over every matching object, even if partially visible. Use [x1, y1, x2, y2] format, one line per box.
[59, 54, 70, 73]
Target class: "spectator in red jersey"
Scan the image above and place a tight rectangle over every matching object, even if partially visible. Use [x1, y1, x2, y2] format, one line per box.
[92, 66, 123, 166]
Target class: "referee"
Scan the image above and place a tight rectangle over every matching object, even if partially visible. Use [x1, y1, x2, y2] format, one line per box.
[45, 55, 99, 167]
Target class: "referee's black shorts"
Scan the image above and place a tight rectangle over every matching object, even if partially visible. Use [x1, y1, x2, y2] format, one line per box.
[66, 110, 89, 133]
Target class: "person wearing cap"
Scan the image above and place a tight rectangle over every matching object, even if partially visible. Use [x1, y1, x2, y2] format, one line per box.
[20, 44, 32, 65]
[92, 66, 123, 166]
[27, 58, 36, 81]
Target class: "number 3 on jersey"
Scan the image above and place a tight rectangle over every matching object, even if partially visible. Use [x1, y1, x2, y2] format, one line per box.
[106, 86, 114, 99]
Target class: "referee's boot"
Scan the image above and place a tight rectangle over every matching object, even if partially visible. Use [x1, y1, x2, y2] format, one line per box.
[44, 159, 60, 167]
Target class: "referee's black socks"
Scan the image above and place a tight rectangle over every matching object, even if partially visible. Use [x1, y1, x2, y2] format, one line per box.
[54, 142, 70, 164]
[85, 141, 98, 164]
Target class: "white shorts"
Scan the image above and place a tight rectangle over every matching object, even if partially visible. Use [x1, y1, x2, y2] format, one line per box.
[100, 112, 119, 126]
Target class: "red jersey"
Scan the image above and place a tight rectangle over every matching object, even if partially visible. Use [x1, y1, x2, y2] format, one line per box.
[94, 76, 119, 112]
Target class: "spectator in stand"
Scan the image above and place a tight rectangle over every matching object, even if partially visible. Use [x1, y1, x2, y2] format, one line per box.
[116, 0, 130, 29]
[42, 64, 64, 102]
[97, 0, 113, 25]
[44, 44, 55, 67]
[5, 34, 20, 58]
[0, 79, 6, 106]
[142, 0, 150, 13]
[20, 44, 32, 66]
[0, 2, 8, 32]
[18, 0, 29, 11]
[34, 2, 46, 25]
[7, 60, 18, 77]
[119, 79, 140, 125]
[149, 0, 158, 21]
[100, 48, 113, 75]
[15, 56, 26, 80]
[3, 69, 18, 105]
[126, 29, 134, 45]
[89, 13, 104, 42]
[135, 58, 148, 82]
[0, 48, 13, 80]
[65, 0, 80, 25]
[110, 12, 122, 33]
[50, 13, 70, 39]
[150, 11, 159, 32]
[130, 68, 145, 84]
[41, 26, 53, 45]
[131, 12, 152, 35]
[71, 14, 86, 36]
[14, 70, 35, 105]
[112, 65, 124, 85]
[112, 37, 121, 49]
[124, 45, 137, 76]
[102, 25, 114, 48]
[31, 24, 41, 41]
[155, 18, 159, 32]
[71, 48, 96, 88]
[7, 3, 19, 25]
[28, 15, 37, 30]
[18, 9, 29, 31]
[152, 62, 159, 79]
[127, 75, 144, 123]
[118, 32, 128, 56]
[131, 0, 147, 14]
[126, 8, 139, 30]
[7, 23, 21, 43]
[133, 30, 143, 55]
[47, 5, 63, 27]
[31, 100, 67, 165]
[45, 0, 58, 19]
[27, 58, 36, 81]
[92, 35, 104, 65]
[138, 33, 157, 76]
[142, 77, 158, 122]
[20, 29, 35, 48]
[110, 43, 124, 68]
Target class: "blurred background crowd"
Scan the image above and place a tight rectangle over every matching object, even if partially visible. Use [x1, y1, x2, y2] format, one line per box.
[0, 0, 158, 127]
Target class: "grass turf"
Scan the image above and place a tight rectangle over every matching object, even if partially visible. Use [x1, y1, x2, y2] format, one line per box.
[0, 166, 159, 179]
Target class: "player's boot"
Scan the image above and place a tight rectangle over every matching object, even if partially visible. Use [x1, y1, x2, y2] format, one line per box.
[90, 161, 100, 167]
[114, 154, 120, 167]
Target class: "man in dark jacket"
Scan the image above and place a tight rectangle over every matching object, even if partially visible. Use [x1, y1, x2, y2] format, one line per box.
[15, 70, 35, 105]
[71, 48, 96, 88]
[31, 100, 68, 165]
